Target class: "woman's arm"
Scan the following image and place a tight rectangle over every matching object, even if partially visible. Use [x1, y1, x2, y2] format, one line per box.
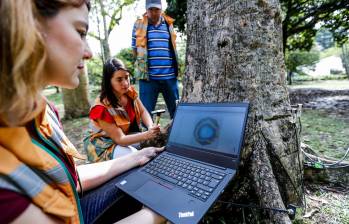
[11, 204, 64, 224]
[97, 119, 159, 146]
[116, 207, 166, 224]
[137, 98, 154, 129]
[77, 146, 164, 191]
[12, 200, 165, 224]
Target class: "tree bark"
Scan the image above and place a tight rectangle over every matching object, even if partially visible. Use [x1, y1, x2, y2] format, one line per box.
[98, 0, 111, 60]
[341, 44, 349, 79]
[183, 0, 303, 223]
[62, 67, 91, 119]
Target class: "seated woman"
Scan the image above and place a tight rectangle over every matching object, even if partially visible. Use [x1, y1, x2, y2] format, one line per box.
[84, 58, 160, 162]
[0, 0, 165, 223]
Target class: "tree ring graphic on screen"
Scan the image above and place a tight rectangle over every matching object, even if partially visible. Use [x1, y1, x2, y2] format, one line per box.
[194, 118, 219, 145]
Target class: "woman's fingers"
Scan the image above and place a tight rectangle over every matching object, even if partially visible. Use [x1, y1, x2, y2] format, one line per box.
[138, 147, 165, 166]
[155, 146, 165, 153]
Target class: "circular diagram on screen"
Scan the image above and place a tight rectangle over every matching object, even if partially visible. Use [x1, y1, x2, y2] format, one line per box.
[194, 117, 219, 145]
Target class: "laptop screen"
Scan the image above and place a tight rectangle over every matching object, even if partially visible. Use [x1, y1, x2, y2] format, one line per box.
[168, 104, 248, 157]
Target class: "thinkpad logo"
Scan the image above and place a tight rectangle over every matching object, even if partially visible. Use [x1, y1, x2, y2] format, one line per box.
[178, 211, 194, 218]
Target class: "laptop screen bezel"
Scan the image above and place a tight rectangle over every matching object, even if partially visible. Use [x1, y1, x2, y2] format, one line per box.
[165, 102, 249, 169]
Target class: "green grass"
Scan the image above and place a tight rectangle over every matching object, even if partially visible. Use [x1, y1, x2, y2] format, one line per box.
[44, 87, 63, 105]
[291, 79, 349, 90]
[309, 190, 349, 224]
[301, 110, 349, 160]
[319, 47, 342, 59]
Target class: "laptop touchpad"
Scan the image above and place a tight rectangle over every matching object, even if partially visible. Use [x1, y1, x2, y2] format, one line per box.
[135, 180, 172, 205]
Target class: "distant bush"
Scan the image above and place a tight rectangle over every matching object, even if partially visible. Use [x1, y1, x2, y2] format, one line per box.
[330, 69, 343, 75]
[286, 50, 320, 84]
[293, 74, 347, 83]
[87, 57, 103, 86]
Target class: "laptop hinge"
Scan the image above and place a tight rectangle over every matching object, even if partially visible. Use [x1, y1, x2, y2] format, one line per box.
[166, 144, 240, 170]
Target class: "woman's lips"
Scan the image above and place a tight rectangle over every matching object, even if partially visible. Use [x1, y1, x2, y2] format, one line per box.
[77, 63, 84, 69]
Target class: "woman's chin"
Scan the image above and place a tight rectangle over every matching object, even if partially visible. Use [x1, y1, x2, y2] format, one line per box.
[62, 79, 80, 89]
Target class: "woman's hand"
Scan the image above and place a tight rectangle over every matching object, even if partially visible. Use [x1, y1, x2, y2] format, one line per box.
[135, 146, 165, 166]
[143, 124, 161, 140]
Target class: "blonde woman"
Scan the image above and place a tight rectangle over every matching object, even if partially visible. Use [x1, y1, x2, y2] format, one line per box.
[0, 0, 165, 223]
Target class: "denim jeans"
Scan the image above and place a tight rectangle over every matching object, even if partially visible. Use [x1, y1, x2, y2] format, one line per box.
[80, 173, 142, 224]
[139, 78, 179, 119]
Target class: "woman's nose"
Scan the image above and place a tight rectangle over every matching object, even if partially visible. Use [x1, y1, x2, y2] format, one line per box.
[122, 79, 129, 85]
[83, 42, 93, 60]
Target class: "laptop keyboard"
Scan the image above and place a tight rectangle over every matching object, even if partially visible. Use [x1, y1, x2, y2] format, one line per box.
[142, 154, 226, 202]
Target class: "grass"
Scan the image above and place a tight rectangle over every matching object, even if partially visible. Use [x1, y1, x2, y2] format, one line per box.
[290, 79, 349, 90]
[44, 87, 63, 104]
[319, 47, 342, 59]
[301, 109, 349, 160]
[292, 74, 348, 83]
[302, 186, 349, 224]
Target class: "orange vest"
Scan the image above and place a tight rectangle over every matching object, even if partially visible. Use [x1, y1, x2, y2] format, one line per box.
[0, 104, 85, 223]
[84, 86, 144, 162]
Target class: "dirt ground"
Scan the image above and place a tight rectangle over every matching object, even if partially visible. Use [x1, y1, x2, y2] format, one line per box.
[61, 86, 349, 224]
[301, 183, 349, 224]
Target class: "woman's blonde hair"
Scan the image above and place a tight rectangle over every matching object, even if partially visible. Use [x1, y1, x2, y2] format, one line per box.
[0, 0, 90, 126]
[0, 0, 46, 126]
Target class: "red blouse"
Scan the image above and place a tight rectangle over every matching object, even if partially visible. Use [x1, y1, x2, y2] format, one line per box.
[89, 99, 136, 125]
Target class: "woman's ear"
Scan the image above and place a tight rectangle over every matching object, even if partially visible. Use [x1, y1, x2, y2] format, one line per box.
[35, 19, 48, 39]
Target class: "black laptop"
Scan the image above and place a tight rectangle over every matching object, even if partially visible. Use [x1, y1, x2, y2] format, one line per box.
[116, 103, 249, 224]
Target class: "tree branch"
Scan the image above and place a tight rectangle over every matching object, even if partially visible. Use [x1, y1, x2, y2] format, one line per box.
[88, 32, 101, 41]
[287, 1, 349, 36]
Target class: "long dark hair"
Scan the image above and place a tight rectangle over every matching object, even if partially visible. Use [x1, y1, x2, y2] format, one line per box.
[100, 58, 131, 108]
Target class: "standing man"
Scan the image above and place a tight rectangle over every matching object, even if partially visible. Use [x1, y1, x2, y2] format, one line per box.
[132, 0, 179, 119]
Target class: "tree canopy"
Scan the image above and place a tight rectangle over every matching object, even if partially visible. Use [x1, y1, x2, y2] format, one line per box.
[165, 0, 349, 51]
[89, 0, 135, 61]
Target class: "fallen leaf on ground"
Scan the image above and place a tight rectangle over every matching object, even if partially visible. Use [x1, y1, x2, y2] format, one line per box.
[303, 209, 319, 218]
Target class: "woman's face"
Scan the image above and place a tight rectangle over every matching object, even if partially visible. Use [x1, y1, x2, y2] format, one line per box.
[111, 70, 130, 96]
[42, 4, 92, 88]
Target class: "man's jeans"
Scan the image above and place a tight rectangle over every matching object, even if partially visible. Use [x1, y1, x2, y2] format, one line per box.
[80, 174, 142, 223]
[139, 78, 179, 119]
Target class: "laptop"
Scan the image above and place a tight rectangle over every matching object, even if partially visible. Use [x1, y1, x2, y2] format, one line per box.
[116, 103, 249, 224]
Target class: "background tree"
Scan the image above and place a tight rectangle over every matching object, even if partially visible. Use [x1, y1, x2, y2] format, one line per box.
[87, 57, 103, 87]
[116, 47, 136, 83]
[285, 50, 320, 84]
[165, 0, 349, 52]
[89, 0, 135, 62]
[282, 0, 349, 51]
[62, 68, 91, 119]
[315, 28, 335, 50]
[116, 48, 135, 71]
[182, 0, 303, 223]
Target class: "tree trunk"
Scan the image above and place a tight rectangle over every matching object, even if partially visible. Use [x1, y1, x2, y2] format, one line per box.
[341, 44, 349, 79]
[101, 38, 111, 61]
[183, 0, 303, 223]
[287, 71, 293, 85]
[98, 0, 111, 61]
[62, 67, 91, 119]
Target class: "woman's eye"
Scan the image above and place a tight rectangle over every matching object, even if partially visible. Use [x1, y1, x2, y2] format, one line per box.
[78, 30, 87, 39]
